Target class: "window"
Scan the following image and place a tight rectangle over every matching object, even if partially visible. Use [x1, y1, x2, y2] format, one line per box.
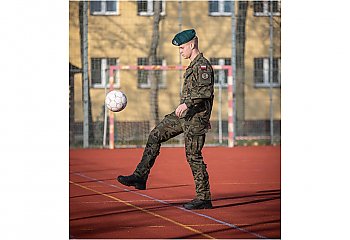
[210, 58, 231, 87]
[137, 0, 166, 16]
[209, 0, 232, 16]
[91, 58, 120, 88]
[90, 1, 119, 15]
[137, 57, 166, 88]
[254, 57, 281, 87]
[253, 1, 281, 16]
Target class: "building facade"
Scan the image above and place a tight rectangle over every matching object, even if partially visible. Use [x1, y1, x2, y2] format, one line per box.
[69, 0, 281, 146]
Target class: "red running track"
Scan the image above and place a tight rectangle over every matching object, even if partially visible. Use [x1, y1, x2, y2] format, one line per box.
[69, 146, 281, 239]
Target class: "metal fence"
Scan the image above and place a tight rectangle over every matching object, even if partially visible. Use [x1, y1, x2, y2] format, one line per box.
[69, 117, 280, 148]
[69, 0, 281, 148]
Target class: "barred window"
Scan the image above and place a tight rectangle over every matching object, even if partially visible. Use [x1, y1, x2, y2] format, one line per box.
[90, 1, 119, 15]
[137, 57, 166, 88]
[90, 1, 101, 13]
[253, 1, 281, 16]
[254, 57, 281, 87]
[210, 58, 231, 87]
[209, 0, 232, 16]
[91, 58, 120, 88]
[137, 0, 166, 16]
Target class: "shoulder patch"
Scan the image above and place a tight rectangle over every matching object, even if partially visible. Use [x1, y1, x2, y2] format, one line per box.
[201, 72, 209, 79]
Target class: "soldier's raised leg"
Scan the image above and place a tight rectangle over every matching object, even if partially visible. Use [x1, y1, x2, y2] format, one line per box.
[117, 112, 183, 190]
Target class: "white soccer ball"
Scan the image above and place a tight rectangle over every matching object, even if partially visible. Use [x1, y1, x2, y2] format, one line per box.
[105, 90, 127, 112]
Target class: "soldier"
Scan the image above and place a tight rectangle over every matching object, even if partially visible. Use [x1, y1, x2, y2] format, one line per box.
[117, 29, 214, 210]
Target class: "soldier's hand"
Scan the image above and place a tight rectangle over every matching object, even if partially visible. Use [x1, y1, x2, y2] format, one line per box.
[175, 103, 188, 118]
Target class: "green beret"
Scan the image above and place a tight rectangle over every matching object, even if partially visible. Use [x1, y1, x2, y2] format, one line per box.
[172, 29, 196, 46]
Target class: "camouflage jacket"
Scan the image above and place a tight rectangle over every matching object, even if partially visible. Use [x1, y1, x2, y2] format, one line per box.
[180, 53, 214, 133]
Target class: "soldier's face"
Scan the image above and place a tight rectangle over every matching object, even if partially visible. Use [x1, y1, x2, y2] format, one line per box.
[179, 42, 191, 59]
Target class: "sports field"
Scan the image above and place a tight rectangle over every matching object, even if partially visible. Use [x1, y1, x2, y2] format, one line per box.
[69, 146, 281, 239]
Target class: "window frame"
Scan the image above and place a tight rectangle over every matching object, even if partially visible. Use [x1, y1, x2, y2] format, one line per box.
[210, 57, 231, 88]
[137, 57, 167, 89]
[254, 57, 281, 88]
[209, 0, 232, 16]
[253, 1, 281, 17]
[90, 1, 119, 16]
[137, 0, 166, 16]
[90, 58, 120, 89]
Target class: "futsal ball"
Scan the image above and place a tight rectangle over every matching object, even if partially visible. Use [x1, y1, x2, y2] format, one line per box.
[105, 90, 127, 112]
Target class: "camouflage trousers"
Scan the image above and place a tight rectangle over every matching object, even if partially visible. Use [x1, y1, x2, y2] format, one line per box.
[133, 112, 211, 200]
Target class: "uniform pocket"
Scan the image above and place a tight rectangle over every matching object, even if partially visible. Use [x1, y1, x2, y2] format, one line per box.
[186, 116, 208, 136]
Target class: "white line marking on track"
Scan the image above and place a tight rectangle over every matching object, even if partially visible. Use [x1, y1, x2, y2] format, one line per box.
[120, 223, 240, 228]
[218, 182, 280, 185]
[79, 199, 193, 204]
[73, 172, 268, 239]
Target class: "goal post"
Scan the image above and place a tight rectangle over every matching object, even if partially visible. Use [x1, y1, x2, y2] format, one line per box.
[105, 65, 235, 149]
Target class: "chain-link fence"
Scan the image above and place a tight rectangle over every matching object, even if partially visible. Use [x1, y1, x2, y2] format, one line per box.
[69, 0, 281, 148]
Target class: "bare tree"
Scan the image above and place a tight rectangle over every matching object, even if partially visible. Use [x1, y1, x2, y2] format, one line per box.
[148, 1, 162, 129]
[79, 1, 94, 144]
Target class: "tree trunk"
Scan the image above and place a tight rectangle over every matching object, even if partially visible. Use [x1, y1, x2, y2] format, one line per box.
[236, 1, 248, 135]
[149, 1, 161, 129]
[79, 1, 94, 144]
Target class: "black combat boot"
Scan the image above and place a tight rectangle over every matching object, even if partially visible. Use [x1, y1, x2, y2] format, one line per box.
[117, 174, 147, 190]
[183, 198, 213, 210]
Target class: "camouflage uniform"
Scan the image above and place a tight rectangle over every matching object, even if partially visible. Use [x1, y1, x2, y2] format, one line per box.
[133, 53, 214, 201]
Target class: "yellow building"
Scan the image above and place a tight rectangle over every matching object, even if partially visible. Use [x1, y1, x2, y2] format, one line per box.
[69, 0, 281, 145]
